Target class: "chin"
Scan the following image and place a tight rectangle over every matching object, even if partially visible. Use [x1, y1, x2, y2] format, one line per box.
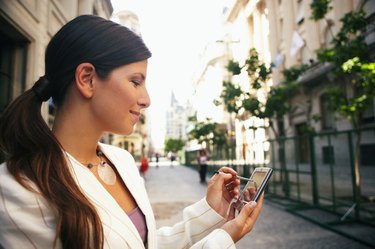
[121, 128, 134, 136]
[119, 130, 133, 136]
[107, 128, 133, 136]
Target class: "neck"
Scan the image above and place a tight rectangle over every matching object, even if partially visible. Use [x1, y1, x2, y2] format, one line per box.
[52, 110, 103, 164]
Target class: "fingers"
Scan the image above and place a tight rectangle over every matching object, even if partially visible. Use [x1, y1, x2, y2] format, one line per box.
[221, 199, 260, 242]
[216, 166, 237, 176]
[237, 201, 257, 222]
[212, 171, 240, 199]
[212, 167, 240, 186]
[211, 170, 237, 187]
[221, 193, 264, 243]
[240, 194, 263, 225]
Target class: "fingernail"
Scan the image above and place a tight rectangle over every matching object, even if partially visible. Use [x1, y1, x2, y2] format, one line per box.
[249, 201, 257, 208]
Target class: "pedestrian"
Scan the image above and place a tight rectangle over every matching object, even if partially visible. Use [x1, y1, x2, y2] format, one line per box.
[140, 154, 149, 178]
[155, 152, 160, 168]
[197, 148, 209, 183]
[168, 151, 176, 167]
[0, 15, 263, 249]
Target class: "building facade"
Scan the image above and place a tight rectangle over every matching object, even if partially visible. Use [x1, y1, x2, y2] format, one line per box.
[192, 0, 374, 167]
[166, 91, 189, 141]
[265, 0, 375, 166]
[0, 0, 113, 123]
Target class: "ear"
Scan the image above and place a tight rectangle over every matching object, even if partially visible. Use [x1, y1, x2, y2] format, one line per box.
[75, 63, 96, 99]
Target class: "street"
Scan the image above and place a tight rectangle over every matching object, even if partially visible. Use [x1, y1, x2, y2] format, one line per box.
[143, 163, 372, 249]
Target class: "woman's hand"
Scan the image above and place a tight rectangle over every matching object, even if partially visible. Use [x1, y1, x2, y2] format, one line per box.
[221, 194, 263, 243]
[205, 167, 240, 218]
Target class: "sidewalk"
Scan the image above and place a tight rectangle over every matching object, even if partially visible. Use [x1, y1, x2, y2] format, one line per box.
[143, 164, 372, 249]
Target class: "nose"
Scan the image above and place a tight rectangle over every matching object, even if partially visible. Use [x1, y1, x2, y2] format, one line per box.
[138, 88, 151, 108]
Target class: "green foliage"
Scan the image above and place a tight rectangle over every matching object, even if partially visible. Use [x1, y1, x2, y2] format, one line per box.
[359, 62, 375, 90]
[226, 60, 242, 75]
[188, 113, 197, 122]
[245, 48, 260, 75]
[264, 82, 299, 119]
[339, 10, 367, 35]
[282, 64, 309, 82]
[245, 48, 272, 89]
[217, 47, 297, 137]
[242, 96, 262, 117]
[310, 0, 332, 21]
[324, 60, 375, 123]
[188, 119, 227, 148]
[219, 81, 243, 114]
[212, 129, 227, 149]
[164, 138, 186, 153]
[317, 11, 368, 66]
[313, 7, 374, 127]
[218, 49, 273, 115]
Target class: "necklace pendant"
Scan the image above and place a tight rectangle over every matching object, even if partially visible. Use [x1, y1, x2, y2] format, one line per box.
[87, 163, 94, 169]
[97, 164, 117, 185]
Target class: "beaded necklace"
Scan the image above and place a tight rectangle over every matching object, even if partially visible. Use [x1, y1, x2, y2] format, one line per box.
[83, 150, 117, 185]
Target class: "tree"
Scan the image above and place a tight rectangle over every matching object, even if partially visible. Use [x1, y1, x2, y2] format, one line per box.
[188, 119, 227, 154]
[311, 0, 374, 127]
[310, 0, 375, 218]
[216, 48, 308, 196]
[164, 138, 185, 154]
[216, 49, 305, 137]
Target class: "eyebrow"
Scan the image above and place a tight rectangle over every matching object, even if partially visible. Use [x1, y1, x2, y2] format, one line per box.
[133, 73, 145, 81]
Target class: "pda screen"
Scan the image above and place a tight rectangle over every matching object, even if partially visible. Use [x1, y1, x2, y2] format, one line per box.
[251, 171, 266, 189]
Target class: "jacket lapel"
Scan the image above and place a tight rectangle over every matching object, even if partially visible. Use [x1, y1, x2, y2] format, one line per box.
[100, 145, 157, 249]
[67, 151, 145, 249]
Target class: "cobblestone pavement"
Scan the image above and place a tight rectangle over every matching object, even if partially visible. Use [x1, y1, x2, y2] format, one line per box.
[143, 164, 373, 249]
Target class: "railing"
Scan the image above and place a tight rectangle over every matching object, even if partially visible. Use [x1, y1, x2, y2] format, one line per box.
[185, 126, 375, 247]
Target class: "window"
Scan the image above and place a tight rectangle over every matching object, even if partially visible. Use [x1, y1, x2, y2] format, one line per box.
[277, 118, 285, 137]
[361, 144, 375, 165]
[320, 94, 335, 130]
[296, 123, 310, 164]
[0, 17, 28, 114]
[296, 0, 305, 24]
[0, 37, 12, 113]
[362, 99, 375, 124]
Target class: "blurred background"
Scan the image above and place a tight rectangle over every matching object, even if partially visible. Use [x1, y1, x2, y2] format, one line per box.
[0, 0, 374, 247]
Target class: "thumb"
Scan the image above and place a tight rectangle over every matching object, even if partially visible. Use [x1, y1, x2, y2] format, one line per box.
[237, 201, 257, 222]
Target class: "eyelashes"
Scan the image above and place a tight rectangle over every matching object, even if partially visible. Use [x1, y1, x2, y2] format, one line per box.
[131, 80, 141, 87]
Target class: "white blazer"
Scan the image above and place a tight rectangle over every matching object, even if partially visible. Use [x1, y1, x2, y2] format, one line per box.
[0, 143, 236, 249]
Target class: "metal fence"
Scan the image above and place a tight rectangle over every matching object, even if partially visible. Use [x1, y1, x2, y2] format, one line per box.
[185, 127, 375, 247]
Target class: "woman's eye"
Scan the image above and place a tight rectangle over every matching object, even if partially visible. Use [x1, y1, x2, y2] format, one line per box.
[131, 80, 141, 86]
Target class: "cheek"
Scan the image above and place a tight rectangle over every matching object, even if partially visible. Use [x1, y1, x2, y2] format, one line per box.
[108, 88, 137, 120]
[96, 81, 136, 115]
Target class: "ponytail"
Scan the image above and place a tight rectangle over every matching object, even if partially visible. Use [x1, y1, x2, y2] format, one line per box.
[0, 82, 103, 248]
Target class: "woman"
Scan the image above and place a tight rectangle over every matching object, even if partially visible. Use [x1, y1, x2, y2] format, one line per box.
[140, 155, 149, 177]
[0, 15, 263, 249]
[197, 149, 209, 183]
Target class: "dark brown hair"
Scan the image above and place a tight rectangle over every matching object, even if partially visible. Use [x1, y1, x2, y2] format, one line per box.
[0, 15, 151, 249]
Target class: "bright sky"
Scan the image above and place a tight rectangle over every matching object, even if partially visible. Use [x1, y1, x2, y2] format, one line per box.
[110, 0, 226, 150]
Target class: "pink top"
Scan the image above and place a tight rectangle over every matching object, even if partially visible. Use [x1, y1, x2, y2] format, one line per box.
[127, 207, 148, 244]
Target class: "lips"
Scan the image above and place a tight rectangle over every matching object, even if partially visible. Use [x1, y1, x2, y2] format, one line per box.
[130, 110, 140, 122]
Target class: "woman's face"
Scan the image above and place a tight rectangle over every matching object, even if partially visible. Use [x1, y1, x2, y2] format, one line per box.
[92, 60, 150, 135]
